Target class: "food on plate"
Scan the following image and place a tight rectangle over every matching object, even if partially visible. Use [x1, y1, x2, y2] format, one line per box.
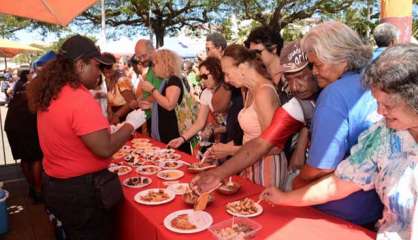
[112, 151, 126, 159]
[189, 162, 215, 169]
[214, 223, 255, 239]
[124, 154, 136, 163]
[125, 176, 150, 187]
[183, 190, 214, 206]
[226, 198, 258, 215]
[140, 189, 170, 202]
[171, 214, 197, 230]
[217, 181, 241, 195]
[158, 170, 183, 180]
[131, 138, 150, 144]
[109, 165, 131, 175]
[137, 165, 161, 175]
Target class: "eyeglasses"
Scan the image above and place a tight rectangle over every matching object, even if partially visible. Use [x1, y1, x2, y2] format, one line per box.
[199, 74, 209, 80]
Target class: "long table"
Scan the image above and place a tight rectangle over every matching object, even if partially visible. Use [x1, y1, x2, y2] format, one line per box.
[116, 136, 376, 240]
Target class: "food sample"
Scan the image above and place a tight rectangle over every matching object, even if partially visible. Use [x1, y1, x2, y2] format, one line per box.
[112, 151, 126, 159]
[140, 189, 170, 202]
[159, 170, 182, 179]
[189, 162, 214, 169]
[137, 165, 160, 175]
[124, 154, 135, 163]
[109, 165, 131, 175]
[171, 214, 197, 230]
[226, 198, 258, 215]
[125, 176, 150, 187]
[218, 181, 241, 195]
[183, 191, 214, 205]
[214, 223, 255, 239]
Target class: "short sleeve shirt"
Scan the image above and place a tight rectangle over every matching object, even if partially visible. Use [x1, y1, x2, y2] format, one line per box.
[307, 71, 383, 225]
[336, 120, 418, 240]
[199, 88, 213, 112]
[260, 97, 306, 149]
[38, 85, 110, 178]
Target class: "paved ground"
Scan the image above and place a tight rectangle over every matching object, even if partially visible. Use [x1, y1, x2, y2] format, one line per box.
[1, 179, 55, 240]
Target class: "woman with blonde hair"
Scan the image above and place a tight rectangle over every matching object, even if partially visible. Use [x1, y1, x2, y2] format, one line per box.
[138, 49, 191, 153]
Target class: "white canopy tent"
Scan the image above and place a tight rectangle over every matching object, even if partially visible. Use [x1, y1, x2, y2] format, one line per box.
[98, 36, 205, 58]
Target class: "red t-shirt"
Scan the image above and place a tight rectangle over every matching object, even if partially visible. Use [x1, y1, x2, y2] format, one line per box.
[38, 85, 110, 178]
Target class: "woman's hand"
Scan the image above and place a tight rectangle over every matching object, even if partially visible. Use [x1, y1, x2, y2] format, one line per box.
[138, 100, 152, 110]
[260, 186, 285, 205]
[138, 80, 154, 92]
[208, 143, 233, 159]
[168, 137, 184, 148]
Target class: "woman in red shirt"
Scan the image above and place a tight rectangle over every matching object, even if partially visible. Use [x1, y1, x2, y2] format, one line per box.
[27, 35, 145, 240]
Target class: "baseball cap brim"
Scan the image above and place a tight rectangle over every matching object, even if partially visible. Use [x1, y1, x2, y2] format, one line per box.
[282, 62, 309, 73]
[84, 51, 113, 65]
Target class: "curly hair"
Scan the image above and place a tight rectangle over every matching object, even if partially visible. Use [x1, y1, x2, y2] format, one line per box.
[198, 57, 224, 84]
[27, 55, 89, 112]
[244, 25, 284, 55]
[223, 44, 271, 80]
[363, 43, 418, 113]
[152, 49, 182, 79]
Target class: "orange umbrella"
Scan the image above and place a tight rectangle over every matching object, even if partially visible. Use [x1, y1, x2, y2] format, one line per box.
[0, 0, 98, 26]
[0, 39, 42, 58]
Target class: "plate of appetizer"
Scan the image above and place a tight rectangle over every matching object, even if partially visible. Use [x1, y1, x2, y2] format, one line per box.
[108, 165, 132, 176]
[134, 188, 175, 205]
[164, 209, 213, 234]
[225, 198, 263, 218]
[123, 176, 152, 188]
[136, 165, 161, 175]
[157, 169, 184, 181]
[159, 160, 183, 170]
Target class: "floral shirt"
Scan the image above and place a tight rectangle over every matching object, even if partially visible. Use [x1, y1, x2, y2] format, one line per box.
[335, 120, 418, 240]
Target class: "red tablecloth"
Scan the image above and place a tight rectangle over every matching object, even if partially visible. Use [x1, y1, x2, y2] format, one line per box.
[116, 136, 376, 240]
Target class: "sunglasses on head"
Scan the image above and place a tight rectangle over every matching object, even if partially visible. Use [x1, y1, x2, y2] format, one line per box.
[199, 74, 209, 80]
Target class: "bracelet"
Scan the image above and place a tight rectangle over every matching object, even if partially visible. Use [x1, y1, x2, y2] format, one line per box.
[180, 135, 187, 142]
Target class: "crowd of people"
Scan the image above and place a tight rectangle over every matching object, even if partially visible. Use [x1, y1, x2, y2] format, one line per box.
[2, 20, 417, 240]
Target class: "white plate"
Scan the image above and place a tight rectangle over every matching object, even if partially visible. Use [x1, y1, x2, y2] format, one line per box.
[226, 201, 263, 218]
[164, 209, 213, 234]
[167, 183, 189, 195]
[159, 160, 183, 170]
[134, 188, 175, 206]
[122, 176, 152, 188]
[108, 165, 132, 176]
[157, 170, 184, 181]
[136, 165, 161, 175]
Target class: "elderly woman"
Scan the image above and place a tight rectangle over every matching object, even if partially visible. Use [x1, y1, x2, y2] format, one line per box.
[261, 43, 418, 240]
[273, 21, 383, 227]
[138, 49, 191, 153]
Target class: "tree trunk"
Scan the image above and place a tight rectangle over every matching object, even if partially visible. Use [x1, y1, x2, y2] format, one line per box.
[153, 26, 165, 48]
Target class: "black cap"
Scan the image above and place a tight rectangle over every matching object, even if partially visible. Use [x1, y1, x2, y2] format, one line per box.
[59, 35, 112, 65]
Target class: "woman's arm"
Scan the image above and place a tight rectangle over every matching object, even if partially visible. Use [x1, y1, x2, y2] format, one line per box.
[261, 174, 361, 206]
[168, 103, 210, 148]
[181, 103, 210, 140]
[152, 85, 181, 111]
[80, 123, 134, 158]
